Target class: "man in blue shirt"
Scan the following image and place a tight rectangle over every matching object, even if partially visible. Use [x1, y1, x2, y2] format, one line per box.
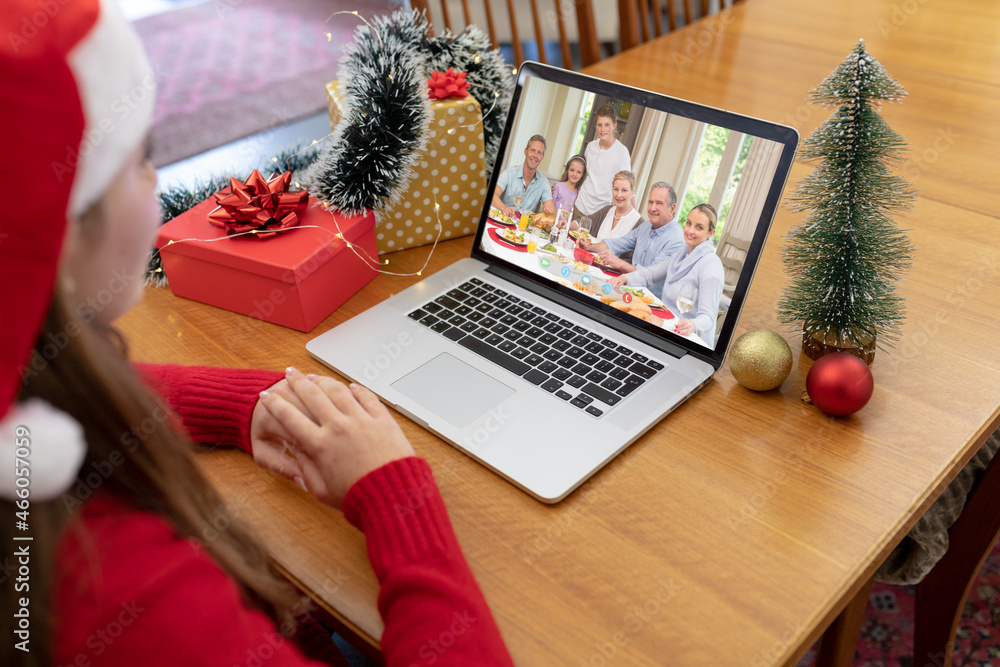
[491, 134, 556, 218]
[578, 181, 683, 298]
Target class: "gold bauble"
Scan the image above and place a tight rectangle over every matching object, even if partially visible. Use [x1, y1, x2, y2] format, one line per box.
[729, 329, 793, 391]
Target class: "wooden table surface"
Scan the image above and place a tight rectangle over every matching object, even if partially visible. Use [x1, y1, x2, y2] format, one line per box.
[120, 0, 1000, 663]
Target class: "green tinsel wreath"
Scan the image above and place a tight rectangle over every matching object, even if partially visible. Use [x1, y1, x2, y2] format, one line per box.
[146, 10, 514, 284]
[303, 9, 514, 217]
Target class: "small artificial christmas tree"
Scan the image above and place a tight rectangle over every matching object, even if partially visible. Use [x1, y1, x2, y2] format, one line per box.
[778, 40, 915, 363]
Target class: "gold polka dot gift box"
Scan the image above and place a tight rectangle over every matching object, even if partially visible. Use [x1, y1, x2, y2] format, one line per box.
[326, 81, 487, 254]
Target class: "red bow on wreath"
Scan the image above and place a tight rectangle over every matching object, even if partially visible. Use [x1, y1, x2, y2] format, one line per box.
[207, 170, 308, 238]
[427, 68, 470, 100]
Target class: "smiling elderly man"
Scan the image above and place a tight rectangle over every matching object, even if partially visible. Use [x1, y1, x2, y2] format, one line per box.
[491, 134, 556, 218]
[578, 181, 684, 298]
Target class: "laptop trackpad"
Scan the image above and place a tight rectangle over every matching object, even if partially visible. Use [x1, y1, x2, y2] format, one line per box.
[391, 353, 515, 429]
[392, 353, 515, 428]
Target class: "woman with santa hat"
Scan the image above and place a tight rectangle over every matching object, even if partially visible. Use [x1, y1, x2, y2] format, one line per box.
[0, 2, 512, 665]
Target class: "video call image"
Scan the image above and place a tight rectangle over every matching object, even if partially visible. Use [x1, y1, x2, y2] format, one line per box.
[480, 75, 785, 349]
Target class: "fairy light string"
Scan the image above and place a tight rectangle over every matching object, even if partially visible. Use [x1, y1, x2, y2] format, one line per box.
[148, 193, 445, 279]
[325, 10, 381, 49]
[150, 10, 510, 283]
[305, 10, 500, 272]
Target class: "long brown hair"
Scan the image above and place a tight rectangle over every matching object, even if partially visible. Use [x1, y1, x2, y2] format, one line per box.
[1, 290, 299, 666]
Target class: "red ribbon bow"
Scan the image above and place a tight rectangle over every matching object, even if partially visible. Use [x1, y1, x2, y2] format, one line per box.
[427, 68, 470, 100]
[207, 170, 308, 239]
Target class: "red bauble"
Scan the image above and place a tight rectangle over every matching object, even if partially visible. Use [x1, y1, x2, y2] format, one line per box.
[805, 352, 874, 416]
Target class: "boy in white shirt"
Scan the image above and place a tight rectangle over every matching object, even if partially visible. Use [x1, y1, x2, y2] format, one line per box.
[573, 103, 632, 218]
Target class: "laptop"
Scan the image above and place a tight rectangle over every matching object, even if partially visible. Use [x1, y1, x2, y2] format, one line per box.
[307, 62, 798, 503]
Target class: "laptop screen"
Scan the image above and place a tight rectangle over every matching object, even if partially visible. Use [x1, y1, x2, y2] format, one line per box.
[471, 62, 798, 369]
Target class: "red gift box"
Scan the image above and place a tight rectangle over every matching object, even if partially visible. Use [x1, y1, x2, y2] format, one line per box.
[156, 197, 378, 332]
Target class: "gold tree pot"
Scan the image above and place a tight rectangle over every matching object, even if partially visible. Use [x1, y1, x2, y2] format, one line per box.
[801, 329, 876, 366]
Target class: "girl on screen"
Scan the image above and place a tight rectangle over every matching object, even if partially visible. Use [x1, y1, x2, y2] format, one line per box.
[551, 154, 588, 217]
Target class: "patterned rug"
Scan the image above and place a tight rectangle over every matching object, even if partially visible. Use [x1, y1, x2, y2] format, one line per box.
[796, 538, 1000, 666]
[134, 0, 401, 167]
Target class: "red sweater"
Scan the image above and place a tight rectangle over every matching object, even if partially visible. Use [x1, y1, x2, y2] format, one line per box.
[54, 364, 513, 667]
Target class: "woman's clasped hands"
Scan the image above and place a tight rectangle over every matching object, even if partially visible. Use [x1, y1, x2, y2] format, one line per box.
[254, 368, 415, 508]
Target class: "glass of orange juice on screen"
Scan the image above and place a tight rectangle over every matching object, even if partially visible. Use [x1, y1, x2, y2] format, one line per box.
[526, 232, 538, 253]
[518, 212, 530, 231]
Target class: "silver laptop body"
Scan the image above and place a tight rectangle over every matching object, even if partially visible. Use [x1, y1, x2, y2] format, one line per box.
[308, 62, 798, 502]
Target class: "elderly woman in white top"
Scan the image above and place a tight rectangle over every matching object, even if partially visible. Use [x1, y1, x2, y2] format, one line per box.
[568, 170, 643, 242]
[609, 204, 724, 344]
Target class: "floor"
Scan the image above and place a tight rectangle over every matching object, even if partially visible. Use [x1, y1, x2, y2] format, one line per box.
[120, 0, 384, 190]
[119, 0, 335, 190]
[154, 112, 331, 190]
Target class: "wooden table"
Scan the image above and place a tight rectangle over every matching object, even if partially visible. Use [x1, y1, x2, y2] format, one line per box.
[120, 0, 1000, 663]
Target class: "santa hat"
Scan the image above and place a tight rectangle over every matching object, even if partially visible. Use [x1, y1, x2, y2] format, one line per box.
[0, 0, 155, 501]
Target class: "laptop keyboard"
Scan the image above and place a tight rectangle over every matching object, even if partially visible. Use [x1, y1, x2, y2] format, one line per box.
[406, 277, 666, 418]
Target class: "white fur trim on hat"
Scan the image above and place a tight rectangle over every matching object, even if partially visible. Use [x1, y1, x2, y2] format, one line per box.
[1, 399, 86, 504]
[67, 0, 156, 217]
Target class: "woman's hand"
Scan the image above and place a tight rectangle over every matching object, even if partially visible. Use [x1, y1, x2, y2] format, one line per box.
[606, 275, 627, 287]
[250, 378, 307, 484]
[674, 319, 696, 336]
[258, 368, 415, 508]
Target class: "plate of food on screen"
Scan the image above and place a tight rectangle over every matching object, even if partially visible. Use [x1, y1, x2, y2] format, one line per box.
[603, 286, 675, 323]
[601, 293, 655, 322]
[487, 207, 518, 227]
[499, 227, 528, 247]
